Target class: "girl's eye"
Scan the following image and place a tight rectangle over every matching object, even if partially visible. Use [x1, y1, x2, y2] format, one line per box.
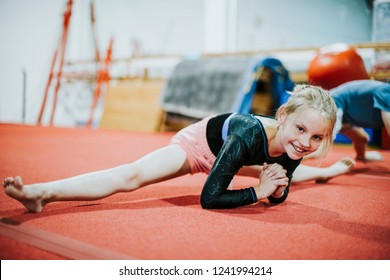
[297, 126, 304, 132]
[312, 135, 323, 142]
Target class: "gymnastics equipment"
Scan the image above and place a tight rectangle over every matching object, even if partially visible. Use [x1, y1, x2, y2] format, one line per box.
[161, 56, 294, 125]
[99, 79, 164, 132]
[86, 38, 114, 126]
[307, 43, 369, 90]
[37, 0, 109, 126]
[37, 0, 73, 125]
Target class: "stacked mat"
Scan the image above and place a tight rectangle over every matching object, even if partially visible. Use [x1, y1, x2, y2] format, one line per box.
[161, 56, 294, 119]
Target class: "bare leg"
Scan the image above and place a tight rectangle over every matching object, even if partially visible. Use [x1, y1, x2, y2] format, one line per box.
[292, 157, 355, 183]
[238, 157, 355, 184]
[3, 145, 190, 213]
[340, 125, 384, 161]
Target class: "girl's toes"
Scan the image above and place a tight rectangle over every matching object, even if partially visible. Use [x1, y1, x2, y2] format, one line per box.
[14, 176, 24, 189]
[3, 177, 15, 188]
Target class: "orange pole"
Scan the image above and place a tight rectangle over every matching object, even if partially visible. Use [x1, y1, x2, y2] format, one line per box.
[37, 48, 59, 125]
[37, 0, 73, 125]
[49, 0, 73, 125]
[86, 38, 113, 126]
[90, 0, 100, 61]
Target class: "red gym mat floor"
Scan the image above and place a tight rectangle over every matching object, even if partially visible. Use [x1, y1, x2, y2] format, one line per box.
[0, 123, 389, 260]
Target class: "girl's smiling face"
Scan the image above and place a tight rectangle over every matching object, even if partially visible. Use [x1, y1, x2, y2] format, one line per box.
[278, 107, 328, 160]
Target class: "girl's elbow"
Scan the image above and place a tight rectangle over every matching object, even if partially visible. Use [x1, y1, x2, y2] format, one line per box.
[200, 194, 215, 209]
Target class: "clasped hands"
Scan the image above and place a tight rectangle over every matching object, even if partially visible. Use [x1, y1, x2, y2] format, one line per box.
[254, 162, 289, 201]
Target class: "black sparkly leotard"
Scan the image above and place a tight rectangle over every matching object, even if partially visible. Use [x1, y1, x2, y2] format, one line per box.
[200, 113, 301, 209]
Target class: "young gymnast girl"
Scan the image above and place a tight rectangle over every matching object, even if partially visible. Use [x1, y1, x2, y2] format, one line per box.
[3, 85, 337, 212]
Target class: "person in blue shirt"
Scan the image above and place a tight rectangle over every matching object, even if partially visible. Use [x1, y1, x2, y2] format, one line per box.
[330, 79, 390, 161]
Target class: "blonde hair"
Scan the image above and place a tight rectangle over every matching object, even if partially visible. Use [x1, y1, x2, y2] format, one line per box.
[276, 84, 337, 158]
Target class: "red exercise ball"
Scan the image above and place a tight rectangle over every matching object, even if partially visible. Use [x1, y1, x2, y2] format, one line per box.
[307, 43, 369, 90]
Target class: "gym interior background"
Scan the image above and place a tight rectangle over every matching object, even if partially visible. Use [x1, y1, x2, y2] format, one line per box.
[1, 0, 390, 263]
[0, 0, 388, 135]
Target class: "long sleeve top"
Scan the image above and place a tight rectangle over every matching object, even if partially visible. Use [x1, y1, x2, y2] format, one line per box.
[201, 113, 301, 209]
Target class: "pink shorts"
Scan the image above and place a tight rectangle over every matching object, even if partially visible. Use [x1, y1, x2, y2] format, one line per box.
[170, 116, 216, 174]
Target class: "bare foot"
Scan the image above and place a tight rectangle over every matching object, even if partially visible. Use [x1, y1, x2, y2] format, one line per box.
[3, 176, 45, 213]
[356, 151, 384, 162]
[315, 157, 356, 184]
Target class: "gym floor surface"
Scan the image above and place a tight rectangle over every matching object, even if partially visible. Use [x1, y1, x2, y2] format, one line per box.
[1, 123, 389, 260]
